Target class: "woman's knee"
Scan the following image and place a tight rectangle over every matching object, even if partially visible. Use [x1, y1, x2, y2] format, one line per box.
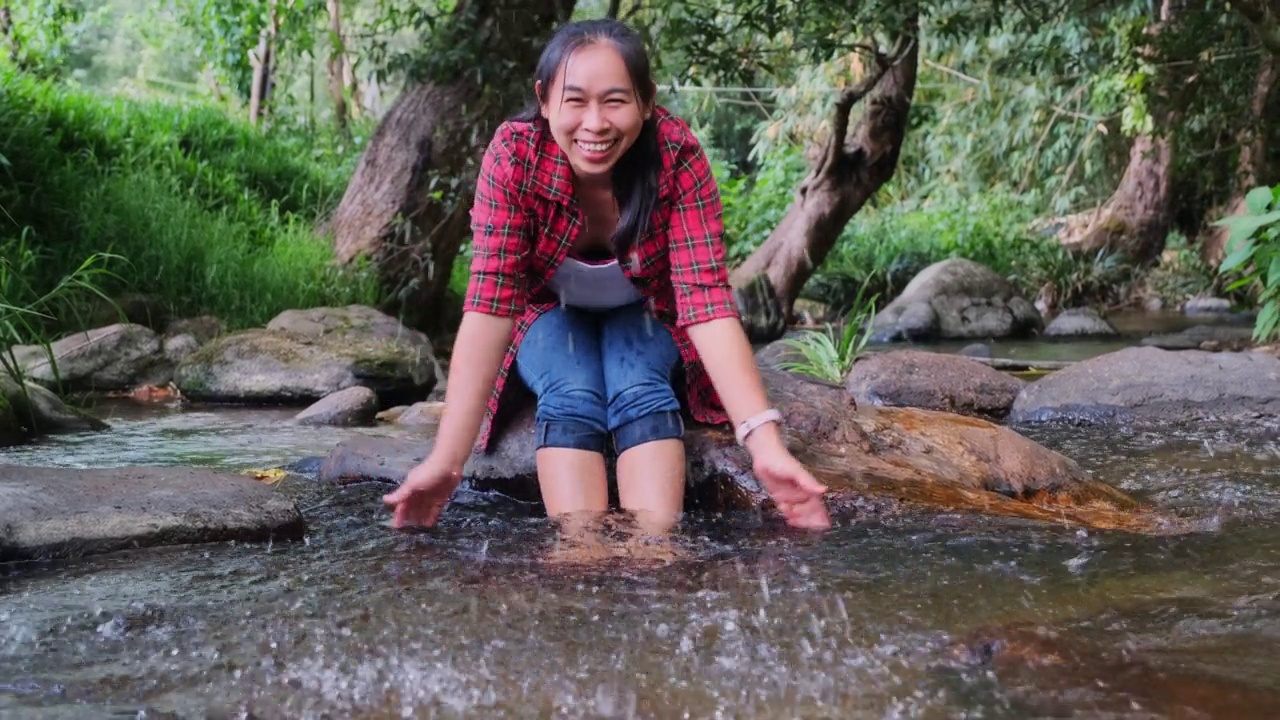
[608, 384, 684, 455]
[536, 385, 610, 453]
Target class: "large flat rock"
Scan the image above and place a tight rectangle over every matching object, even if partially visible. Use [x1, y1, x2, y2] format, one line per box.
[1011, 346, 1280, 423]
[0, 466, 305, 562]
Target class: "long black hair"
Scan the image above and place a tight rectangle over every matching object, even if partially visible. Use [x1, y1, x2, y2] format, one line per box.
[512, 19, 661, 260]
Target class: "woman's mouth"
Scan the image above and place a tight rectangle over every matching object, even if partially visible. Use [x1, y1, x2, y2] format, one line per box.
[575, 138, 618, 158]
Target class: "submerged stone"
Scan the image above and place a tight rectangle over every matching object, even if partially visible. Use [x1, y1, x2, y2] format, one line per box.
[0, 465, 304, 562]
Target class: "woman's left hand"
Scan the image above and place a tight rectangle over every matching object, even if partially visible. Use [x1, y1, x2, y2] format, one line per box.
[749, 442, 831, 530]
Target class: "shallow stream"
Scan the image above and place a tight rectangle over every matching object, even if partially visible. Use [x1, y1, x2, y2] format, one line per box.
[3, 336, 1280, 718]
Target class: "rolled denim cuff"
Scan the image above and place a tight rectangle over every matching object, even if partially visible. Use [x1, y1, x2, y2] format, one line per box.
[536, 419, 608, 453]
[612, 410, 685, 455]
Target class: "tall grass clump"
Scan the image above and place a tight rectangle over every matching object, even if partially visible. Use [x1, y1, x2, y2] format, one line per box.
[775, 278, 880, 384]
[0, 69, 379, 334]
[1, 242, 118, 430]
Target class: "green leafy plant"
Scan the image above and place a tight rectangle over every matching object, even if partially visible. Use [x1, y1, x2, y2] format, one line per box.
[775, 278, 879, 384]
[1, 240, 120, 426]
[1216, 184, 1280, 342]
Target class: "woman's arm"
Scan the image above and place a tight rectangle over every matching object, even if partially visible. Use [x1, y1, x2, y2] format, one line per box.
[685, 317, 785, 456]
[428, 125, 531, 469]
[428, 312, 515, 470]
[664, 129, 829, 529]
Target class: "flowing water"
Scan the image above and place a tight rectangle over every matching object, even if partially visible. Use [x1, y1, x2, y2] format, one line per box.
[3, 397, 1280, 718]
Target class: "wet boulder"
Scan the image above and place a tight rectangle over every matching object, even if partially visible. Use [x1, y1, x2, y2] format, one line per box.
[374, 401, 447, 426]
[0, 465, 304, 562]
[0, 375, 109, 446]
[174, 307, 440, 407]
[294, 386, 379, 427]
[1010, 346, 1280, 423]
[1043, 307, 1118, 337]
[11, 323, 174, 392]
[732, 272, 787, 344]
[319, 405, 542, 505]
[323, 368, 1168, 532]
[870, 259, 1043, 342]
[844, 350, 1025, 421]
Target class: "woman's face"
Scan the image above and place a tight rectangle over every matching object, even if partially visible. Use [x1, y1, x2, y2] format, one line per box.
[538, 41, 651, 184]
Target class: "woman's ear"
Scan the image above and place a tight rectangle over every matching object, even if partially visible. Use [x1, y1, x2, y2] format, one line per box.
[644, 80, 657, 120]
[535, 80, 548, 119]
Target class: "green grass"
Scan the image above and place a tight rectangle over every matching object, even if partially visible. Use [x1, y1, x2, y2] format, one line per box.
[0, 70, 380, 338]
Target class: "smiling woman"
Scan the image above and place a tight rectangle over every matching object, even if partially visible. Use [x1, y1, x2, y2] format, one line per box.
[382, 19, 831, 539]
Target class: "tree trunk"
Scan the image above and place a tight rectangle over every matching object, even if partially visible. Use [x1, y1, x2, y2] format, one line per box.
[1058, 133, 1175, 263]
[325, 0, 349, 136]
[728, 23, 919, 315]
[1057, 0, 1178, 264]
[1202, 34, 1278, 264]
[328, 0, 571, 335]
[248, 2, 280, 126]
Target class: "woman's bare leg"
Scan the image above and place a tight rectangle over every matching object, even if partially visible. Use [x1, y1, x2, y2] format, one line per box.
[536, 447, 609, 517]
[616, 438, 685, 536]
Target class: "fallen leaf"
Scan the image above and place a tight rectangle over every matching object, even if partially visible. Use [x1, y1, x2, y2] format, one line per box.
[241, 468, 288, 485]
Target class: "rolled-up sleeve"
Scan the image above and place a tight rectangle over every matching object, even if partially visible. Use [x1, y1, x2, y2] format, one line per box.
[666, 142, 740, 328]
[463, 129, 529, 318]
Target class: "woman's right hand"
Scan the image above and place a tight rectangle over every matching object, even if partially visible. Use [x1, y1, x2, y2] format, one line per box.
[382, 457, 463, 529]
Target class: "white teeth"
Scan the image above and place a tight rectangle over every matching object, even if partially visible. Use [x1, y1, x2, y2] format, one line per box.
[577, 139, 616, 153]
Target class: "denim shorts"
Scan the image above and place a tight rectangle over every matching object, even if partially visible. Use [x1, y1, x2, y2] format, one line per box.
[515, 300, 685, 455]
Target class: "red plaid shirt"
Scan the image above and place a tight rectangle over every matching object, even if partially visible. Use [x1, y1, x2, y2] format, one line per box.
[463, 106, 740, 451]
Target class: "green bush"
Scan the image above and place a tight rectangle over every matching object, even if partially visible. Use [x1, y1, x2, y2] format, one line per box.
[0, 70, 378, 337]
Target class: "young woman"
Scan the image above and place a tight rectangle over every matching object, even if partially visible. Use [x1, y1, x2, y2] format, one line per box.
[383, 18, 830, 535]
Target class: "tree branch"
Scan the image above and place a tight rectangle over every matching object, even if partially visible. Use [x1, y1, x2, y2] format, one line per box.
[606, 0, 621, 19]
[823, 34, 915, 174]
[1234, 0, 1280, 57]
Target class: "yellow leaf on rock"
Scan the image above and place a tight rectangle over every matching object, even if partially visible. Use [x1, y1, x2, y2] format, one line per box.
[241, 468, 288, 485]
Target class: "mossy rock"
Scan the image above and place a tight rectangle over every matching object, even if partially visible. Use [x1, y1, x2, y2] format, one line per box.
[173, 328, 437, 407]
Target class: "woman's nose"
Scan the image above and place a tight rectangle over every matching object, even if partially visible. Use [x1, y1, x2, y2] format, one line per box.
[582, 103, 611, 132]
